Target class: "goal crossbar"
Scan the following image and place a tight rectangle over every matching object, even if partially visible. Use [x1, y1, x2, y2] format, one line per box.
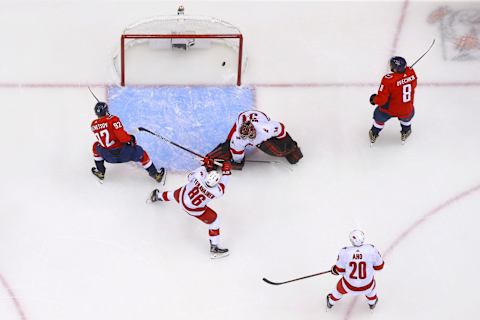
[120, 33, 244, 86]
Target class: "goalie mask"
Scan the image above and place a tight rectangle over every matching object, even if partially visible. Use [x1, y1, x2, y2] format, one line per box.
[239, 121, 256, 140]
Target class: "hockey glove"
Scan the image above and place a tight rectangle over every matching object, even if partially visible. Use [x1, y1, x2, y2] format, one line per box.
[203, 157, 215, 171]
[128, 135, 137, 146]
[369, 94, 377, 106]
[331, 265, 340, 276]
[221, 161, 232, 175]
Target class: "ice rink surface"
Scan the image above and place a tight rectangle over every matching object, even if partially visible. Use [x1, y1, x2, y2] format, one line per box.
[1, 1, 480, 319]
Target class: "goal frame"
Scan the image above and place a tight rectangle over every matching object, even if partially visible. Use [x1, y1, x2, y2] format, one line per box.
[120, 33, 244, 86]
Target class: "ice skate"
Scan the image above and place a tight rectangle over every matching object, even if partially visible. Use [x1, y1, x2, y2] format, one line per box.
[400, 129, 411, 144]
[91, 167, 105, 181]
[148, 189, 161, 203]
[369, 297, 378, 310]
[369, 130, 378, 146]
[210, 240, 229, 259]
[326, 295, 334, 309]
[151, 168, 165, 183]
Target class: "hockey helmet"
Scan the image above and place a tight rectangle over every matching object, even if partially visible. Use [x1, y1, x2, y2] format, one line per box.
[389, 56, 407, 73]
[94, 102, 109, 117]
[239, 120, 256, 139]
[205, 170, 221, 187]
[349, 230, 365, 247]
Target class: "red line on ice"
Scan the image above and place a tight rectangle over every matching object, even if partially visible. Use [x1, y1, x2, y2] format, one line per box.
[390, 0, 410, 56]
[0, 82, 479, 89]
[342, 183, 480, 319]
[0, 274, 28, 320]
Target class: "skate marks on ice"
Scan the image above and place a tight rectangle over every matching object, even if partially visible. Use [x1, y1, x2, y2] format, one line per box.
[342, 183, 480, 319]
[0, 273, 28, 320]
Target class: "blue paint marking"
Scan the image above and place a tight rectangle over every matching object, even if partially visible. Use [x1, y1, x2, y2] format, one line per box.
[108, 86, 255, 172]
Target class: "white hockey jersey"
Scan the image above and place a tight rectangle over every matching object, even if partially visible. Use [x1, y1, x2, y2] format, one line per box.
[176, 166, 229, 214]
[228, 110, 286, 163]
[335, 244, 384, 291]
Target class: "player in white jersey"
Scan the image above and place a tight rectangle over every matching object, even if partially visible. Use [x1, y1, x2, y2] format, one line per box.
[207, 110, 303, 169]
[327, 230, 384, 310]
[149, 159, 232, 259]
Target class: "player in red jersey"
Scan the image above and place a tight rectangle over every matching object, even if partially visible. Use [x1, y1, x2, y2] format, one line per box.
[369, 56, 417, 144]
[90, 102, 164, 182]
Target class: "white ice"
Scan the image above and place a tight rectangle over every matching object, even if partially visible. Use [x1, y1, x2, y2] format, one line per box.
[1, 1, 480, 320]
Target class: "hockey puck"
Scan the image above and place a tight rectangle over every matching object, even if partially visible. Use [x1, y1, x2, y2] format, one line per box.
[222, 61, 226, 66]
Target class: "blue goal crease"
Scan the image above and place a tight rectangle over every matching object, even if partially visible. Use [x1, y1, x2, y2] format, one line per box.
[107, 86, 255, 172]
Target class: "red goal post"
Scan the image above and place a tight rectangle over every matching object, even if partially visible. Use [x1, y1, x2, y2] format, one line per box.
[115, 14, 246, 86]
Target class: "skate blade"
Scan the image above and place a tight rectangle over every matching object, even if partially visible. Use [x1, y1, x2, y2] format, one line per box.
[92, 174, 104, 184]
[210, 251, 230, 259]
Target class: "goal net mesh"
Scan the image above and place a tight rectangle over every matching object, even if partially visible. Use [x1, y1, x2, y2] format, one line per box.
[113, 14, 247, 86]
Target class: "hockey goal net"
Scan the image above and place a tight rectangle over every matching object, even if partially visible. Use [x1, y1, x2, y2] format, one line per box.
[113, 10, 246, 86]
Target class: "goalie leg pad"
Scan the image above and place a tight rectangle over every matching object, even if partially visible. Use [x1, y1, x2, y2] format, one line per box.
[206, 141, 232, 161]
[230, 159, 245, 170]
[258, 133, 303, 163]
[286, 146, 303, 164]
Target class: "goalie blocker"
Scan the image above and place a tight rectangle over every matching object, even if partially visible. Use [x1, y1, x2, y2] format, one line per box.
[207, 110, 303, 169]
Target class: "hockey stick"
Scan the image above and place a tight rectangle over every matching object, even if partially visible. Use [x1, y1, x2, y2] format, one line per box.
[87, 86, 100, 102]
[410, 39, 435, 68]
[138, 127, 222, 166]
[246, 159, 281, 164]
[263, 270, 331, 285]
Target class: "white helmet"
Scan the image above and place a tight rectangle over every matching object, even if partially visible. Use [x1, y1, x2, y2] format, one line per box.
[205, 170, 221, 187]
[349, 230, 365, 247]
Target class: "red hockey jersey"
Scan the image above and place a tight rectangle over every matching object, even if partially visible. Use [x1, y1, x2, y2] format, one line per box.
[91, 115, 131, 149]
[373, 67, 417, 118]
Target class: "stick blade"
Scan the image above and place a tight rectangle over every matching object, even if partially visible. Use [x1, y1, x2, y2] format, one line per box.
[262, 277, 281, 285]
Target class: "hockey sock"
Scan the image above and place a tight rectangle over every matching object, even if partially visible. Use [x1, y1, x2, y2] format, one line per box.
[370, 125, 382, 136]
[400, 124, 411, 133]
[146, 163, 159, 176]
[209, 229, 220, 245]
[95, 160, 106, 174]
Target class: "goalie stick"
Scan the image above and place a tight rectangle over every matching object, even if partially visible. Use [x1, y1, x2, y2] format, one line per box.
[138, 127, 223, 166]
[263, 270, 331, 285]
[410, 39, 435, 68]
